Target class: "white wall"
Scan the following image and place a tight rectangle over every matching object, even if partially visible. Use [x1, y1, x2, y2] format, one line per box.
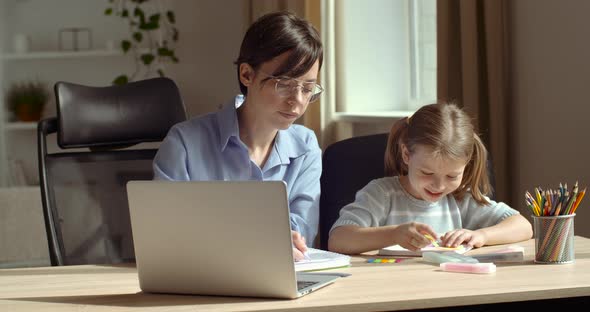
[510, 0, 590, 238]
[0, 1, 6, 186]
[0, 186, 49, 268]
[2, 0, 135, 92]
[1, 0, 246, 117]
[165, 0, 246, 117]
[0, 0, 247, 186]
[0, 0, 247, 267]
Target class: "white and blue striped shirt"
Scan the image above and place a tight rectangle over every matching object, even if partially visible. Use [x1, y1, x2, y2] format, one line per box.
[331, 176, 519, 235]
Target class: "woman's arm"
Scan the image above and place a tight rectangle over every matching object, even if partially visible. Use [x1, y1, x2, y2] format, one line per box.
[153, 126, 190, 180]
[288, 135, 322, 246]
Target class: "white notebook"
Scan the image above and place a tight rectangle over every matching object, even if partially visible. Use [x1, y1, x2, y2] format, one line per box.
[295, 248, 351, 272]
[378, 244, 472, 257]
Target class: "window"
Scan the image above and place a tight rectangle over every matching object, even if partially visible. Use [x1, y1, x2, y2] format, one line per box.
[322, 0, 436, 121]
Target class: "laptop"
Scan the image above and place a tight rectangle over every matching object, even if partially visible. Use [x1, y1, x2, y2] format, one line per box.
[126, 180, 339, 299]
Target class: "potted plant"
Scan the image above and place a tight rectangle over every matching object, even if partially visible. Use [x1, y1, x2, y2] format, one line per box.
[104, 0, 179, 85]
[4, 80, 49, 122]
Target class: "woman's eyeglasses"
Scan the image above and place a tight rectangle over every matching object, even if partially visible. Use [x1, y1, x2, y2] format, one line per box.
[260, 71, 324, 103]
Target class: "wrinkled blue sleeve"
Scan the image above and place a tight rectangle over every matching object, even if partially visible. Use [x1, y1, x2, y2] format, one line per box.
[153, 126, 190, 181]
[288, 139, 321, 247]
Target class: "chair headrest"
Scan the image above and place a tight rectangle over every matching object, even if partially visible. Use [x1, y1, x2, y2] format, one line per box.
[55, 77, 187, 149]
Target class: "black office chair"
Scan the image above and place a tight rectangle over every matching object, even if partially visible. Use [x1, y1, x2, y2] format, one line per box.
[319, 133, 389, 250]
[38, 77, 187, 266]
[318, 133, 496, 250]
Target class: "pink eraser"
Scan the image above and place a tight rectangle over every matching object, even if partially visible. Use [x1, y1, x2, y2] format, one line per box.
[440, 262, 496, 274]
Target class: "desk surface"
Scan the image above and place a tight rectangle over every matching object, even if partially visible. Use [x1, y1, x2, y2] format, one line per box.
[1, 237, 589, 312]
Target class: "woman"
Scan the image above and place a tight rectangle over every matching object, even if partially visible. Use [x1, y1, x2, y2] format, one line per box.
[153, 11, 324, 260]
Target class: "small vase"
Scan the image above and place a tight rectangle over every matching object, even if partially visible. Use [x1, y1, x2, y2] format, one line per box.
[15, 104, 42, 122]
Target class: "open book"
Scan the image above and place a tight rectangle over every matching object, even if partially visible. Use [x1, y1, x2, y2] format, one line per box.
[378, 243, 472, 257]
[295, 248, 351, 272]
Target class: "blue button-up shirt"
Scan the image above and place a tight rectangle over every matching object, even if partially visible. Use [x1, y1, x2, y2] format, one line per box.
[153, 96, 321, 245]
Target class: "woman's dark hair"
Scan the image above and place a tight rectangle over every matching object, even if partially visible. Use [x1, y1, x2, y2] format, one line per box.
[234, 11, 323, 95]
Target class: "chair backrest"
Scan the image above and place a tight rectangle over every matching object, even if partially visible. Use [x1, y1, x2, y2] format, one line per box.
[318, 133, 496, 250]
[38, 77, 187, 266]
[319, 133, 389, 250]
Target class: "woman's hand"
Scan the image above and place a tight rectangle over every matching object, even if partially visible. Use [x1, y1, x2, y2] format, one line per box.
[292, 230, 308, 261]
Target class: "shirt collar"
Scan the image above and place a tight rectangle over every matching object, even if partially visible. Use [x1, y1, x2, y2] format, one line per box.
[218, 95, 311, 167]
[218, 95, 243, 151]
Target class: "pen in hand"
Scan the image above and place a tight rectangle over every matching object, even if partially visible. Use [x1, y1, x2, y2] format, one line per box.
[291, 230, 310, 261]
[293, 247, 311, 262]
[424, 234, 439, 247]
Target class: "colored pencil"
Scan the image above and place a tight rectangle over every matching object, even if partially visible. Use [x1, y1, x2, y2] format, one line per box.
[527, 182, 585, 262]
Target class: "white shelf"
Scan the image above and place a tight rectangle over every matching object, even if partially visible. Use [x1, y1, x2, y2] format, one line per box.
[1, 49, 127, 60]
[3, 122, 37, 131]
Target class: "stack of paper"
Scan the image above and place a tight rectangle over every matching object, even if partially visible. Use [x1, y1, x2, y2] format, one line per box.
[378, 243, 472, 257]
[467, 245, 525, 262]
[295, 248, 351, 272]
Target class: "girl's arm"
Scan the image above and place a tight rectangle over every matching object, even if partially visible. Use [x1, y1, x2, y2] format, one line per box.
[328, 222, 437, 255]
[474, 214, 533, 246]
[327, 178, 437, 254]
[443, 214, 533, 248]
[449, 195, 534, 248]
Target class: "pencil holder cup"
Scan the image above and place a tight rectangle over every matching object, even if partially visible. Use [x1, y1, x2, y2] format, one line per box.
[533, 214, 575, 264]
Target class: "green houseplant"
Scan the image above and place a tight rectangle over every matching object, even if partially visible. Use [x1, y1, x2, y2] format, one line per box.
[105, 0, 179, 85]
[5, 80, 49, 122]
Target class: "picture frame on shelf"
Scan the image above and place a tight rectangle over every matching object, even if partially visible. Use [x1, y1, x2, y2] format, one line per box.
[58, 28, 93, 51]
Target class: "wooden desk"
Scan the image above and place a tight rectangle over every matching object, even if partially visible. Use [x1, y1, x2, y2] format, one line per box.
[1, 237, 589, 311]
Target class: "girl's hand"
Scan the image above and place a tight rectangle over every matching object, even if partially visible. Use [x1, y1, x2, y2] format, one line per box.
[441, 229, 486, 248]
[394, 222, 439, 251]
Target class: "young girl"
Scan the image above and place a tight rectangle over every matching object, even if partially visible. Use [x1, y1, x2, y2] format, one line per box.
[328, 103, 533, 255]
[153, 12, 324, 260]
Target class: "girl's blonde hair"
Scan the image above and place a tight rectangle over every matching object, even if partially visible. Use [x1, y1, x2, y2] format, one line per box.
[384, 102, 492, 205]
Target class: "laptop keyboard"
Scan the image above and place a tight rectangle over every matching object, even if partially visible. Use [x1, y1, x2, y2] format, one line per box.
[297, 280, 318, 290]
